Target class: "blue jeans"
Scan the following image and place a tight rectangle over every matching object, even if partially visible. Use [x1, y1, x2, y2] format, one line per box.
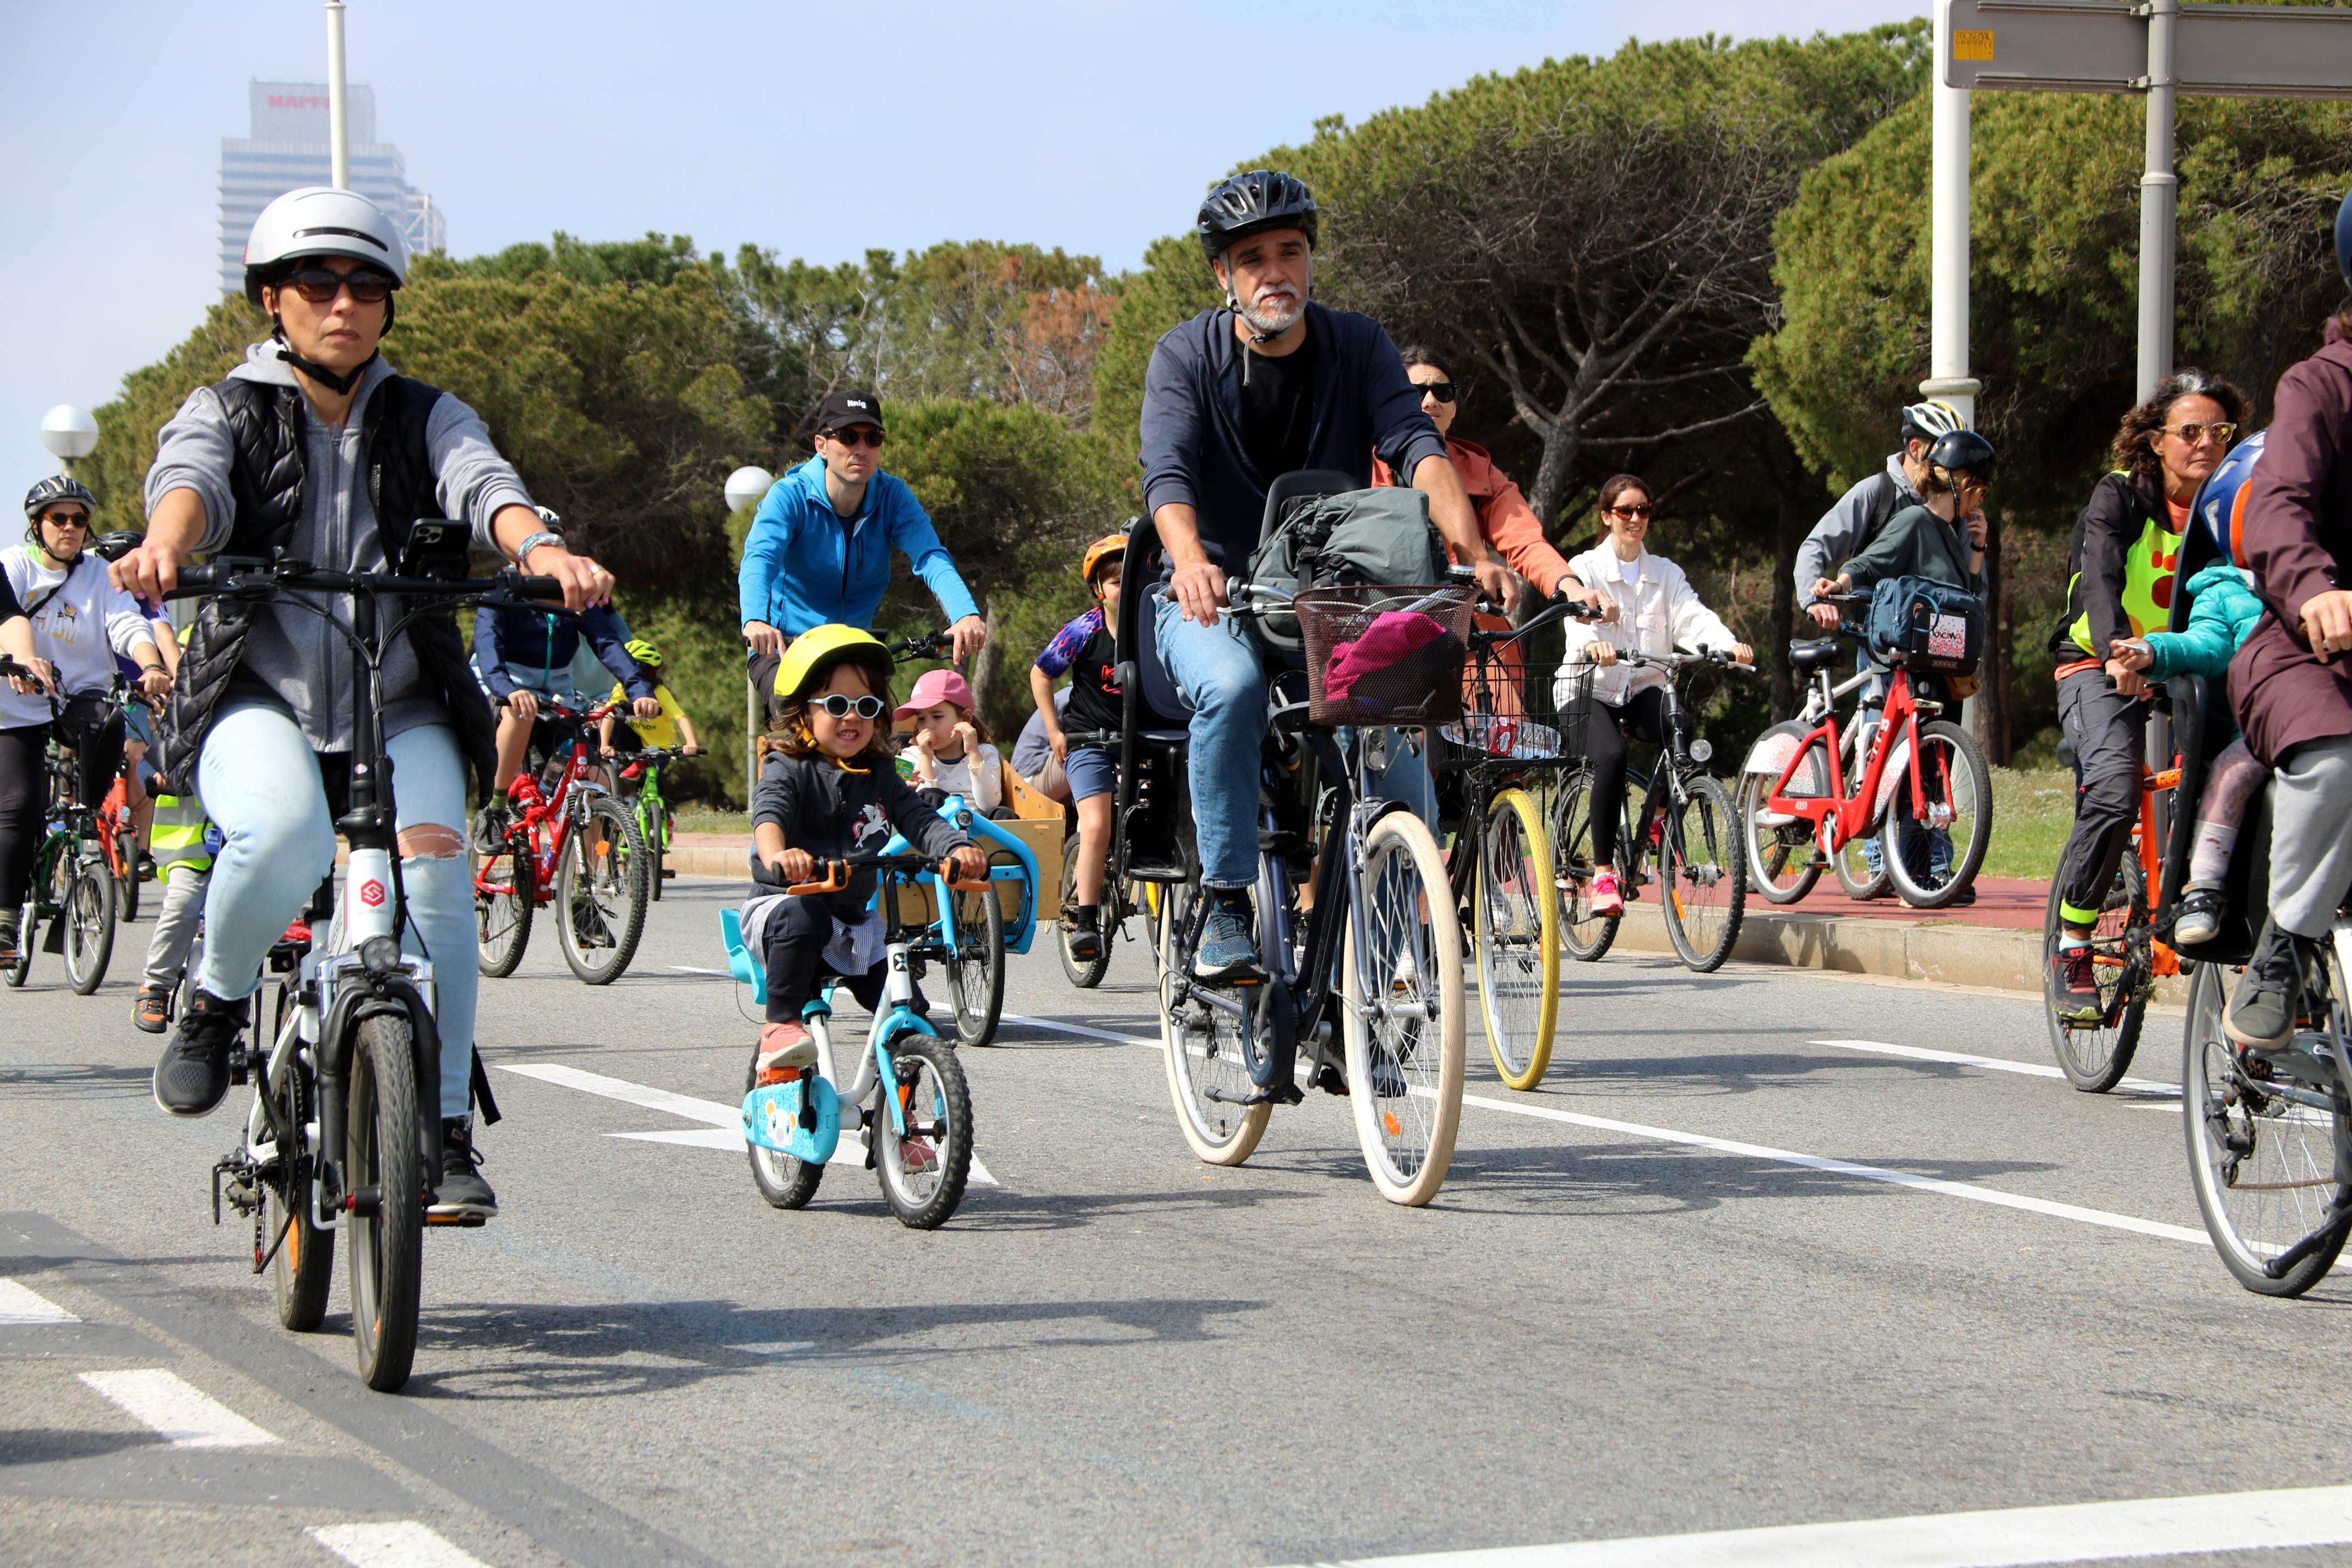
[197, 703, 480, 1117]
[1152, 590, 1268, 889]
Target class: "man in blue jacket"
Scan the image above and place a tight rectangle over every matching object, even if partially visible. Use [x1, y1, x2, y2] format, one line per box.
[738, 389, 986, 704]
[1141, 170, 1514, 983]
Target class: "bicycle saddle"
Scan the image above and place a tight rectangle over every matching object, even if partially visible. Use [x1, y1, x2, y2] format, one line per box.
[1787, 639, 1843, 670]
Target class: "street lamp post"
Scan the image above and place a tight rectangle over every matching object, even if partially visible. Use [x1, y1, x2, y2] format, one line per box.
[41, 405, 99, 478]
[724, 466, 776, 808]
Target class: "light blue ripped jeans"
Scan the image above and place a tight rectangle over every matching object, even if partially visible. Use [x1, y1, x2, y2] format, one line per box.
[197, 702, 479, 1118]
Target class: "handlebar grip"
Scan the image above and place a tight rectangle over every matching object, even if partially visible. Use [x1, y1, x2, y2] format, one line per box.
[783, 859, 850, 896]
[160, 562, 240, 601]
[498, 570, 567, 600]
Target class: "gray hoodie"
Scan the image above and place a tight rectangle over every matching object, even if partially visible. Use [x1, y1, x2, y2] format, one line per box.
[144, 344, 532, 753]
[1792, 454, 1921, 609]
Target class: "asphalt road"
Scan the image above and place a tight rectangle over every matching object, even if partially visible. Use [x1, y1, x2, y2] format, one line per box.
[6, 876, 2352, 1567]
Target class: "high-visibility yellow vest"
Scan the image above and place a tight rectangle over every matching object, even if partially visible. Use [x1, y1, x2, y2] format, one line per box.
[150, 791, 213, 873]
[2068, 481, 2184, 655]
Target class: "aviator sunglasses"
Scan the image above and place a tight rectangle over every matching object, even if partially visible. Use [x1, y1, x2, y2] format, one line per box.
[810, 694, 886, 719]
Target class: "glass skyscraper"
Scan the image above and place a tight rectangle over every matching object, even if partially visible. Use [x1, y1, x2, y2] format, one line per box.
[217, 80, 447, 296]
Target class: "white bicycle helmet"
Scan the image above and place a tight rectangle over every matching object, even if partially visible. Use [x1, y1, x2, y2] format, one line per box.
[1899, 399, 1968, 445]
[241, 186, 408, 308]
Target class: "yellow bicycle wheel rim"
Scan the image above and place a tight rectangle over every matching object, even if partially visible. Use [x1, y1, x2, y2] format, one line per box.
[1477, 786, 1560, 1090]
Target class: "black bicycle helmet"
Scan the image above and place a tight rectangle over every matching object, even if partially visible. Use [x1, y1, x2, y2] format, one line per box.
[1197, 170, 1319, 264]
[1927, 429, 1996, 482]
[24, 475, 95, 545]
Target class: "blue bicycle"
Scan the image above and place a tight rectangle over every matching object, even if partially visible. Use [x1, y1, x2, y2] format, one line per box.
[723, 851, 978, 1228]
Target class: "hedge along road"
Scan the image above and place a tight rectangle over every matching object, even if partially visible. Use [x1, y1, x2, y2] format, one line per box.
[4, 874, 2350, 1568]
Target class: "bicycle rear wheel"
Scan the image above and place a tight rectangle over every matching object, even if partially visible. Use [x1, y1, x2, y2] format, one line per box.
[946, 884, 1005, 1047]
[269, 1063, 333, 1332]
[874, 1032, 974, 1229]
[556, 797, 647, 984]
[1344, 811, 1466, 1206]
[1057, 831, 1112, 988]
[1158, 883, 1271, 1165]
[2043, 866, 2148, 1092]
[473, 835, 533, 978]
[1552, 766, 1620, 961]
[1738, 770, 1823, 906]
[1476, 786, 1558, 1090]
[345, 1013, 423, 1392]
[1883, 719, 1991, 908]
[1831, 829, 1889, 901]
[63, 858, 115, 996]
[1659, 773, 1745, 974]
[2184, 960, 2352, 1297]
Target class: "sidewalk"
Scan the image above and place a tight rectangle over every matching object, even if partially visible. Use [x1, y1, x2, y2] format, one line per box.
[668, 834, 2086, 998]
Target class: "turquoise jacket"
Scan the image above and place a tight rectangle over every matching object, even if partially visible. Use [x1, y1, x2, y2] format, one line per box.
[2141, 563, 2263, 682]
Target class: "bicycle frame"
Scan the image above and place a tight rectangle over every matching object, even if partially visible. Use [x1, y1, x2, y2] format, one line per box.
[482, 709, 613, 908]
[1759, 661, 1946, 855]
[880, 793, 1041, 956]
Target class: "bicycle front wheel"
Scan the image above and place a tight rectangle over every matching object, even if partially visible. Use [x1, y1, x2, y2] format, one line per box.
[2184, 961, 2352, 1297]
[345, 1013, 423, 1392]
[1476, 786, 1558, 1090]
[1057, 831, 1112, 988]
[1343, 811, 1466, 1206]
[63, 858, 116, 996]
[1659, 773, 1745, 974]
[1831, 829, 1889, 902]
[6, 896, 32, 988]
[1552, 766, 1620, 962]
[874, 1032, 975, 1229]
[743, 1049, 824, 1210]
[2043, 867, 2148, 1092]
[474, 835, 533, 978]
[556, 797, 647, 984]
[1882, 719, 1991, 909]
[1738, 770, 1822, 906]
[1158, 882, 1271, 1165]
[946, 884, 1005, 1047]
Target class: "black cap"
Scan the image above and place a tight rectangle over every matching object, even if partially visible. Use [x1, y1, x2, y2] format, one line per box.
[815, 388, 885, 435]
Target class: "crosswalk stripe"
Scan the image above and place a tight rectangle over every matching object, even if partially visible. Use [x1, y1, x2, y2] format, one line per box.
[79, 1368, 277, 1449]
[0, 1278, 78, 1324]
[312, 1521, 492, 1568]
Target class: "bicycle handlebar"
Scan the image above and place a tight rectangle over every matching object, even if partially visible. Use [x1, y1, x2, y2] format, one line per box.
[884, 629, 954, 662]
[783, 850, 988, 896]
[164, 557, 565, 605]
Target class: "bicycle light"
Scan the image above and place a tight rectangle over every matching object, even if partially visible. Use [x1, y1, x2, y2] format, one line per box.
[357, 934, 402, 976]
[1687, 738, 1713, 764]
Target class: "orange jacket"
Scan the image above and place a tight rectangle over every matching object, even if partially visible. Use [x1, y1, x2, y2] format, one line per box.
[1373, 436, 1574, 597]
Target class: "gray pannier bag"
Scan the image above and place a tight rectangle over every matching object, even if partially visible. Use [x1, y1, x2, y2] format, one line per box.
[1243, 487, 1447, 651]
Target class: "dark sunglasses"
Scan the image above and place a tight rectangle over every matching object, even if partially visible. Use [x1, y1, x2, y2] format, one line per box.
[824, 427, 885, 450]
[2162, 421, 2237, 447]
[1608, 504, 1654, 519]
[282, 267, 395, 305]
[39, 510, 91, 529]
[1415, 380, 1458, 404]
[811, 694, 886, 719]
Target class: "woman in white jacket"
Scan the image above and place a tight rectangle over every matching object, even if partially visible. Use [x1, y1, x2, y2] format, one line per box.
[1560, 474, 1751, 916]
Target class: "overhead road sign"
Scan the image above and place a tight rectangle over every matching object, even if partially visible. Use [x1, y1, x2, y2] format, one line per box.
[1946, 0, 2352, 100]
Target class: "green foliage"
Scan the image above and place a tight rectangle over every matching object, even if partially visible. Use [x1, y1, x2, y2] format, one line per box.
[613, 590, 758, 807]
[1096, 232, 1224, 464]
[82, 295, 270, 528]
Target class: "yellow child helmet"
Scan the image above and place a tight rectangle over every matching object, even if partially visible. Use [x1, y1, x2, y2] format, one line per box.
[772, 624, 894, 700]
[1081, 532, 1129, 586]
[624, 638, 663, 669]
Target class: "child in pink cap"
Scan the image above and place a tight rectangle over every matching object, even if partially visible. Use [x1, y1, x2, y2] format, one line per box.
[895, 667, 1004, 814]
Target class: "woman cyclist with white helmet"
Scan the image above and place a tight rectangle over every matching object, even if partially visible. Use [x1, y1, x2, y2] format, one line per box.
[117, 186, 617, 1221]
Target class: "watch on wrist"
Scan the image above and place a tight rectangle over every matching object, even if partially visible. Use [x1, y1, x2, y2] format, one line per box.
[515, 529, 565, 565]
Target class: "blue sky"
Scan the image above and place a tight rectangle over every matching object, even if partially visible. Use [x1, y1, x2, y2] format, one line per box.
[0, 0, 1925, 509]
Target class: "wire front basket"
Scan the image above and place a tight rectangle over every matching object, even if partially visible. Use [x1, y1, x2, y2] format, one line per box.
[1294, 584, 1477, 727]
[1441, 649, 1594, 765]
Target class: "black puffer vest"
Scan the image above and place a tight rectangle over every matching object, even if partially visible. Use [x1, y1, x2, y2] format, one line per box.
[156, 368, 499, 797]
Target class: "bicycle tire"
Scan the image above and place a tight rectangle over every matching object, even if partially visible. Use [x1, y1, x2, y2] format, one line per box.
[1057, 831, 1112, 988]
[1737, 768, 1824, 906]
[743, 1050, 824, 1210]
[118, 857, 141, 923]
[8, 894, 35, 988]
[345, 1012, 423, 1392]
[2184, 961, 2352, 1297]
[1660, 772, 1745, 974]
[1831, 829, 1890, 901]
[1883, 719, 1991, 909]
[270, 1060, 333, 1331]
[1552, 766, 1621, 962]
[474, 834, 533, 978]
[946, 884, 1005, 1047]
[1158, 882, 1271, 1164]
[2042, 868, 2148, 1093]
[874, 1032, 974, 1229]
[64, 858, 115, 997]
[556, 796, 647, 984]
[1344, 811, 1466, 1206]
[1476, 786, 1559, 1090]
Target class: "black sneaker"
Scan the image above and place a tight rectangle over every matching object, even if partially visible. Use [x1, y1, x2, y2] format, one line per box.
[429, 1116, 498, 1221]
[2049, 944, 2104, 1023]
[152, 990, 248, 1117]
[2226, 919, 2312, 1050]
[1066, 905, 1102, 962]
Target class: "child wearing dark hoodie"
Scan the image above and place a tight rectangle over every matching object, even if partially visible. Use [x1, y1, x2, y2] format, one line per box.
[742, 626, 983, 1082]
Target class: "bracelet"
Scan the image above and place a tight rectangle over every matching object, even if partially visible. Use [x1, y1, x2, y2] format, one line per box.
[514, 530, 565, 565]
[140, 663, 166, 674]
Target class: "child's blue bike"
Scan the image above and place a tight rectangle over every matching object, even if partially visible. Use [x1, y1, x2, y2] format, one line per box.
[900, 792, 1041, 1048]
[723, 851, 978, 1228]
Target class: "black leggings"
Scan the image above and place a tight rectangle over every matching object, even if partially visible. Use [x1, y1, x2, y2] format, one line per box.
[1583, 687, 1680, 862]
[0, 723, 46, 908]
[758, 895, 931, 1025]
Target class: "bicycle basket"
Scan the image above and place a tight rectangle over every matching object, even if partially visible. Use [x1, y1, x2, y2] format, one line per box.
[1294, 585, 1475, 727]
[1442, 665, 1593, 761]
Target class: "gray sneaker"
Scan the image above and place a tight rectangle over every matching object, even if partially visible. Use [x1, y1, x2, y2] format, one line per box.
[2225, 921, 2311, 1050]
[1191, 892, 1262, 983]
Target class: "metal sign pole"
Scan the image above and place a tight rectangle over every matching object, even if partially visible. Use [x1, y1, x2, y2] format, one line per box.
[2137, 0, 2179, 401]
[325, 1, 350, 190]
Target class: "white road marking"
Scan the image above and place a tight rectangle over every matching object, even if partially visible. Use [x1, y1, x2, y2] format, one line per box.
[1000, 1011, 1159, 1048]
[990, 1016, 2209, 1246]
[498, 1061, 998, 1185]
[1811, 1038, 2179, 1097]
[312, 1521, 492, 1568]
[668, 965, 736, 978]
[79, 1368, 277, 1449]
[0, 1278, 78, 1324]
[1270, 1480, 2352, 1566]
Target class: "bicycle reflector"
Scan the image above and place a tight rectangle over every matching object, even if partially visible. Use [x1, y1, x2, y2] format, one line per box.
[358, 934, 402, 976]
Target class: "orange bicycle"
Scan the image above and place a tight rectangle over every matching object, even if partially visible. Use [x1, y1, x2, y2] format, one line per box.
[2041, 745, 2185, 1093]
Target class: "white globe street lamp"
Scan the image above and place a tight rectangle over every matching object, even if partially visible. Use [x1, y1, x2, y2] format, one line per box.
[41, 405, 99, 473]
[723, 466, 774, 513]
